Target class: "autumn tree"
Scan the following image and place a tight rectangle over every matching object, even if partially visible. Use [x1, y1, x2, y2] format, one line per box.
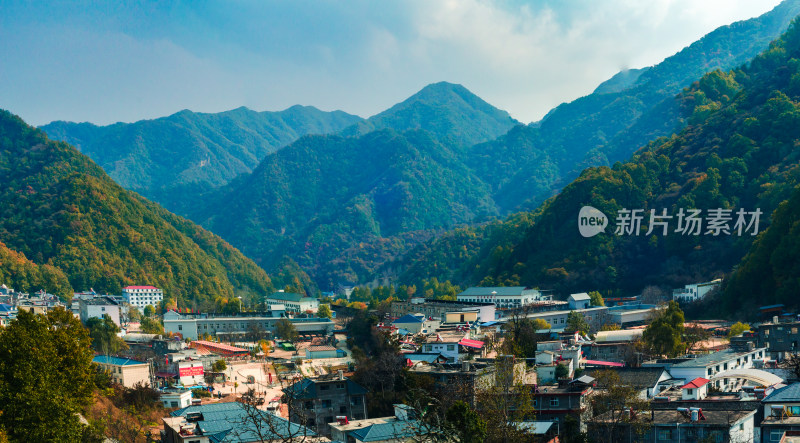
[565, 311, 591, 335]
[317, 304, 332, 319]
[588, 291, 605, 306]
[86, 314, 128, 354]
[587, 370, 652, 443]
[728, 321, 751, 338]
[0, 308, 96, 441]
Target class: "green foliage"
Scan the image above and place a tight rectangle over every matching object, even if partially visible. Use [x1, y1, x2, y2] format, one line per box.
[41, 106, 363, 214]
[275, 318, 298, 343]
[0, 308, 95, 441]
[86, 314, 128, 354]
[500, 318, 540, 359]
[0, 110, 274, 310]
[212, 359, 227, 373]
[317, 304, 332, 319]
[588, 291, 605, 306]
[143, 305, 156, 318]
[728, 321, 751, 337]
[555, 363, 570, 379]
[140, 317, 164, 335]
[643, 302, 686, 357]
[444, 401, 487, 443]
[565, 311, 591, 335]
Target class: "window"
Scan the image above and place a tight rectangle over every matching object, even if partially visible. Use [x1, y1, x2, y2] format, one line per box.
[550, 398, 559, 406]
[336, 383, 345, 389]
[322, 399, 332, 408]
[178, 325, 182, 331]
[320, 384, 330, 391]
[171, 401, 178, 408]
[340, 406, 347, 413]
[658, 429, 673, 441]
[687, 388, 693, 395]
[771, 431, 783, 442]
[447, 345, 455, 351]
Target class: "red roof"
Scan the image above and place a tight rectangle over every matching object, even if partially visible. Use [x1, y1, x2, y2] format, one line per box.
[458, 339, 484, 349]
[191, 340, 248, 354]
[583, 360, 625, 367]
[123, 285, 158, 290]
[681, 377, 710, 389]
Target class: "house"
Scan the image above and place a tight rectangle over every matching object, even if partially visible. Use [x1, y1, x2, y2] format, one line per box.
[568, 293, 591, 310]
[163, 310, 334, 340]
[122, 285, 163, 310]
[161, 390, 193, 409]
[93, 355, 150, 388]
[588, 408, 756, 443]
[533, 376, 595, 431]
[177, 359, 204, 386]
[265, 291, 319, 314]
[305, 345, 339, 359]
[329, 404, 430, 443]
[667, 345, 770, 391]
[391, 314, 439, 334]
[418, 331, 467, 362]
[757, 320, 800, 361]
[681, 378, 710, 400]
[760, 383, 800, 443]
[79, 296, 121, 326]
[586, 367, 675, 399]
[457, 286, 545, 309]
[284, 373, 369, 438]
[162, 401, 319, 442]
[410, 358, 530, 407]
[588, 329, 644, 365]
[672, 279, 721, 303]
[390, 298, 496, 323]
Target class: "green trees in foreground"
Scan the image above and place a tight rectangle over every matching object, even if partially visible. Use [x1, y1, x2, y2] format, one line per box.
[0, 308, 96, 441]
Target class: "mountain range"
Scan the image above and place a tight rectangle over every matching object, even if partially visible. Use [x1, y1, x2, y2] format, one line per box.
[26, 0, 800, 316]
[0, 110, 274, 308]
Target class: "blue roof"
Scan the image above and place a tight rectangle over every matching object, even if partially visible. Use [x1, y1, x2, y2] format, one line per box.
[171, 402, 315, 442]
[350, 420, 422, 442]
[764, 383, 800, 403]
[0, 304, 13, 312]
[393, 314, 424, 324]
[403, 353, 446, 363]
[93, 355, 146, 366]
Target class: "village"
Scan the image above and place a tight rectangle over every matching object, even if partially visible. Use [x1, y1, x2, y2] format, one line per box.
[2, 279, 800, 442]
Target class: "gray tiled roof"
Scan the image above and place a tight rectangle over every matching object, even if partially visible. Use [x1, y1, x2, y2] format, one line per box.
[764, 383, 800, 403]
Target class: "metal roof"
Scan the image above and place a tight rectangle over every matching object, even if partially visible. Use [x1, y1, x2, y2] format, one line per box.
[764, 383, 800, 403]
[349, 420, 422, 442]
[393, 314, 424, 324]
[171, 402, 314, 442]
[458, 287, 535, 296]
[93, 355, 147, 366]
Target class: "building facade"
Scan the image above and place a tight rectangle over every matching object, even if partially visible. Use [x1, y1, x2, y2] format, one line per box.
[163, 310, 335, 340]
[79, 296, 121, 326]
[672, 279, 722, 303]
[265, 291, 319, 314]
[285, 373, 369, 438]
[93, 355, 150, 388]
[123, 285, 163, 310]
[457, 286, 544, 309]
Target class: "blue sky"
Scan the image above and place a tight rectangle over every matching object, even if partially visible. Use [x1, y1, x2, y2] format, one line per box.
[0, 0, 784, 126]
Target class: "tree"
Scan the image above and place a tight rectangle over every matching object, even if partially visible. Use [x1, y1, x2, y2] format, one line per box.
[587, 370, 652, 443]
[728, 321, 751, 338]
[565, 311, 590, 335]
[588, 291, 605, 306]
[125, 305, 141, 323]
[140, 317, 164, 335]
[86, 314, 128, 354]
[642, 301, 685, 357]
[683, 324, 712, 352]
[143, 305, 156, 318]
[640, 285, 666, 305]
[317, 304, 332, 319]
[275, 318, 299, 345]
[444, 401, 487, 443]
[0, 308, 96, 441]
[212, 359, 227, 373]
[532, 318, 551, 330]
[781, 354, 800, 380]
[500, 317, 539, 358]
[555, 363, 569, 379]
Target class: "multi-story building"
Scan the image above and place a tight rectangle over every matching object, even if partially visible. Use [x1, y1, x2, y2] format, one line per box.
[162, 310, 334, 340]
[329, 404, 425, 443]
[526, 306, 608, 332]
[79, 296, 121, 326]
[123, 285, 163, 310]
[265, 291, 319, 314]
[93, 355, 151, 388]
[667, 346, 770, 391]
[760, 383, 800, 443]
[390, 298, 496, 323]
[587, 329, 644, 365]
[285, 373, 369, 438]
[757, 320, 800, 361]
[533, 376, 595, 431]
[457, 286, 546, 309]
[672, 279, 722, 303]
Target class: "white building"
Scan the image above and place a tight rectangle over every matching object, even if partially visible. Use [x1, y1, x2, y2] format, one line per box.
[568, 293, 591, 310]
[457, 287, 545, 309]
[672, 279, 721, 303]
[161, 390, 193, 409]
[265, 291, 319, 314]
[668, 347, 768, 391]
[79, 296, 121, 326]
[93, 355, 150, 388]
[123, 285, 163, 310]
[177, 359, 204, 386]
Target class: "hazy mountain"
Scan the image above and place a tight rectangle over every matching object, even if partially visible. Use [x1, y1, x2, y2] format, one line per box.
[340, 81, 520, 147]
[399, 18, 800, 319]
[41, 105, 363, 213]
[0, 110, 275, 307]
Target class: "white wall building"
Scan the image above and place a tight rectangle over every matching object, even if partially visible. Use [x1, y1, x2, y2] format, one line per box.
[668, 347, 768, 391]
[265, 291, 319, 313]
[123, 285, 163, 310]
[161, 390, 193, 409]
[177, 359, 204, 386]
[79, 296, 121, 326]
[672, 279, 721, 303]
[457, 287, 545, 309]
